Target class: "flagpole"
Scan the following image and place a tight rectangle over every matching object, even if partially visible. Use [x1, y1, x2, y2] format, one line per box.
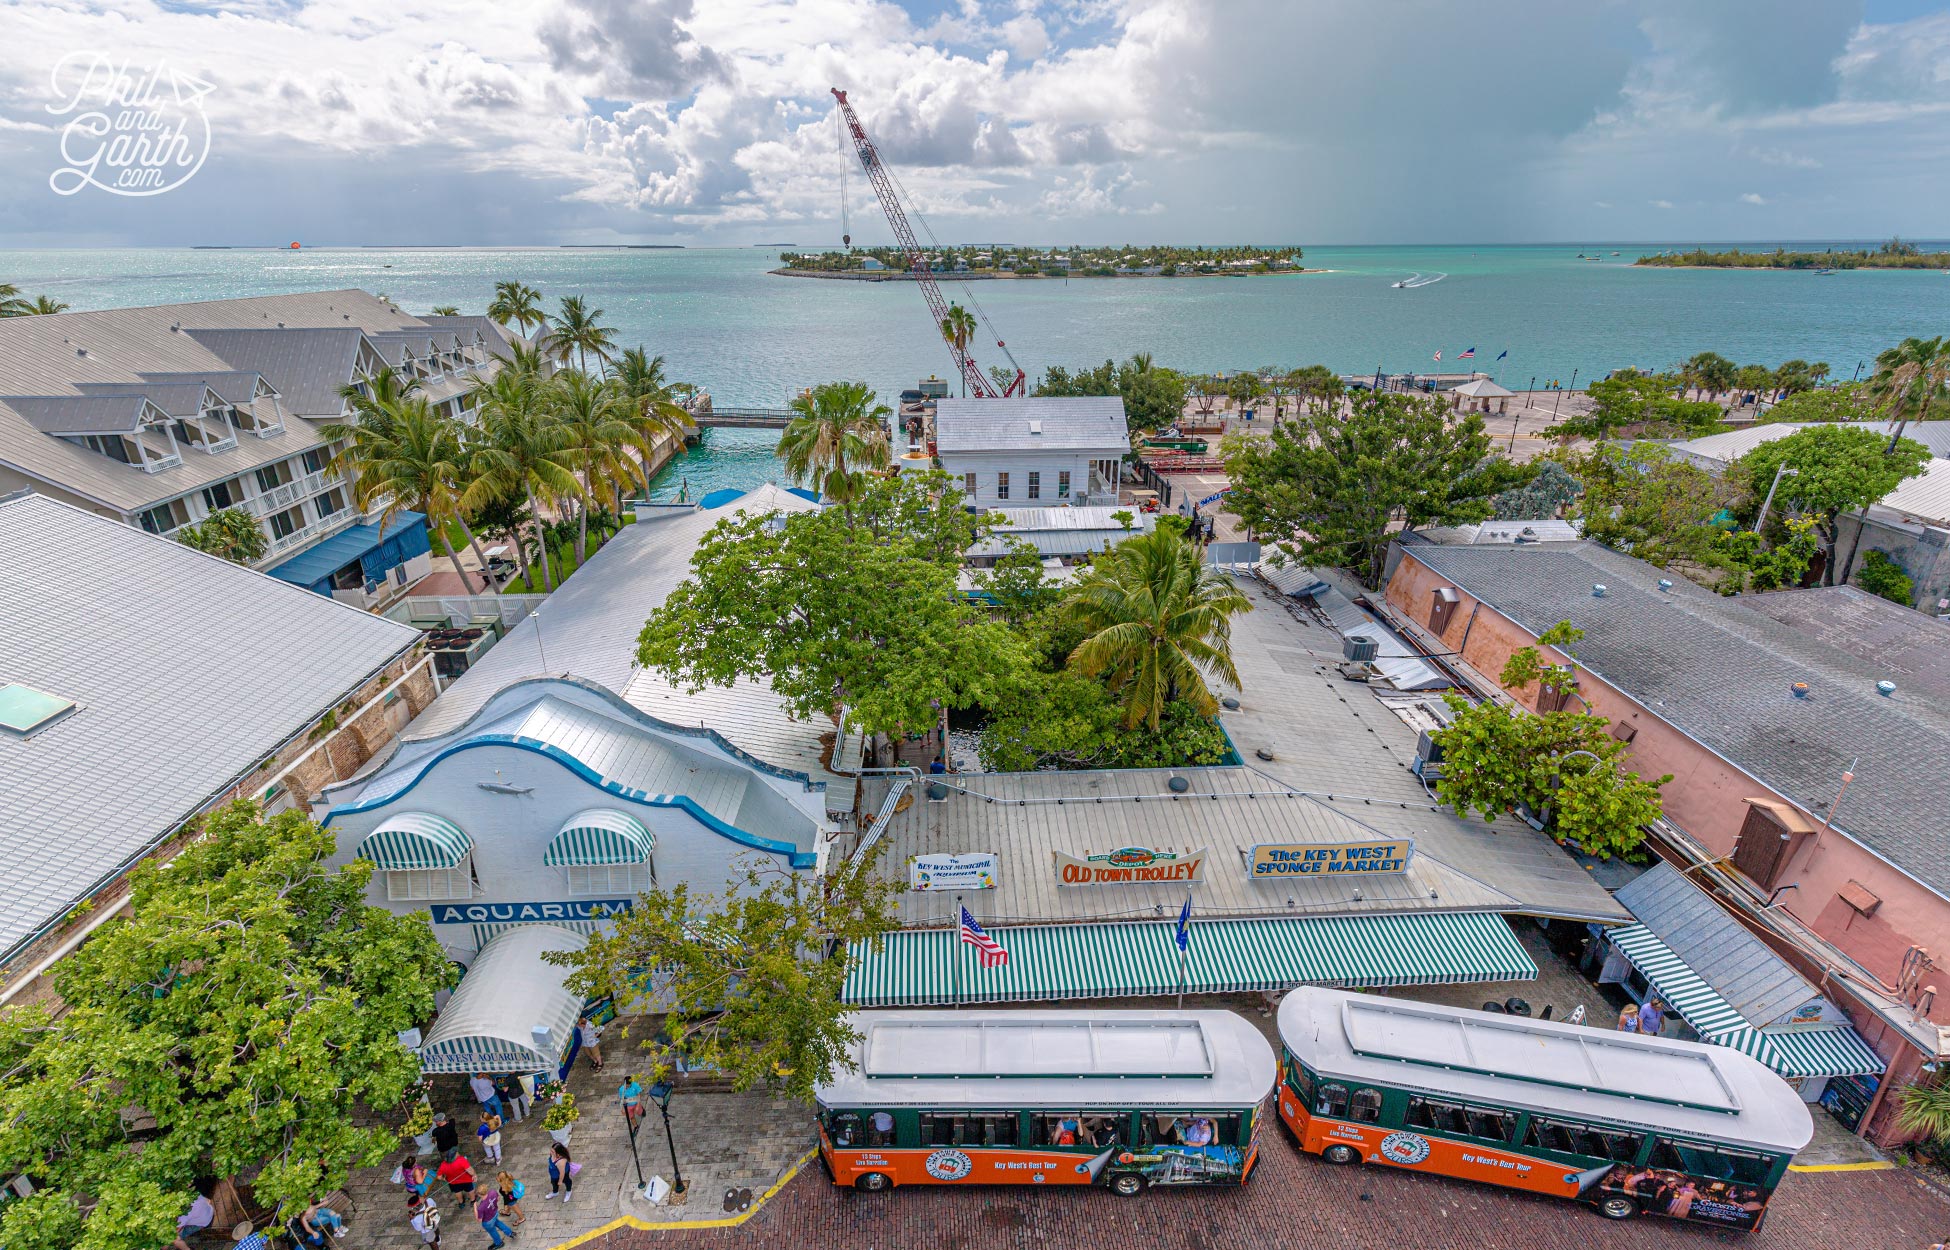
[1175, 889, 1191, 1011]
[953, 893, 962, 1010]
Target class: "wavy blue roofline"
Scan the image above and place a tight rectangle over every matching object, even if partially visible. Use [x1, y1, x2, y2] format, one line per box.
[320, 733, 817, 869]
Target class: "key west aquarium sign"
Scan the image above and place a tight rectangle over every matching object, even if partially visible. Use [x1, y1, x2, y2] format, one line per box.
[1250, 839, 1414, 877]
[1055, 846, 1209, 887]
[429, 899, 635, 925]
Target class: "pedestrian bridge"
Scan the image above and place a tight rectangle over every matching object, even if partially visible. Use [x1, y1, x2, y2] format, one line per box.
[689, 407, 794, 429]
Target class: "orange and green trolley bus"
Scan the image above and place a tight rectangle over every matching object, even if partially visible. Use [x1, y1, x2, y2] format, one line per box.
[1277, 987, 1813, 1231]
[815, 1009, 1277, 1195]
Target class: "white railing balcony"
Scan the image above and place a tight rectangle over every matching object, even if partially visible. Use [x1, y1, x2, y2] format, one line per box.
[248, 469, 341, 516]
[261, 508, 359, 558]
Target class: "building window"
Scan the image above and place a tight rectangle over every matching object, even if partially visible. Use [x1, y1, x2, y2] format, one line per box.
[1058, 470, 1071, 498]
[269, 507, 303, 541]
[315, 489, 344, 519]
[202, 480, 237, 511]
[256, 461, 292, 492]
[385, 855, 475, 902]
[137, 503, 179, 534]
[1027, 471, 1041, 500]
[302, 447, 330, 475]
[566, 864, 644, 896]
[964, 472, 977, 496]
[996, 471, 1009, 500]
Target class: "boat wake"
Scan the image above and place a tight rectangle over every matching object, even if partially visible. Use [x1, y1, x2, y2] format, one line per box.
[1391, 272, 1446, 289]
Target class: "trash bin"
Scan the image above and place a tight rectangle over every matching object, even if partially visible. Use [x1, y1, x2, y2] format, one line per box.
[1503, 997, 1532, 1017]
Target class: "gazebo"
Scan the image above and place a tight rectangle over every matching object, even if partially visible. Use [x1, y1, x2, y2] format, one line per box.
[1450, 377, 1516, 413]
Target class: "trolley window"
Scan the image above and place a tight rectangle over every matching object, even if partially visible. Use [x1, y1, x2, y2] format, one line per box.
[1286, 1058, 1317, 1108]
[1649, 1138, 1774, 1185]
[1350, 1089, 1384, 1124]
[1523, 1116, 1645, 1163]
[919, 1112, 1019, 1148]
[1315, 1083, 1350, 1119]
[1145, 1112, 1242, 1147]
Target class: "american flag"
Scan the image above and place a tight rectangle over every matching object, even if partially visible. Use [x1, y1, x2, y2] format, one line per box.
[959, 906, 1008, 968]
[1458, 347, 1477, 359]
[1432, 350, 1442, 362]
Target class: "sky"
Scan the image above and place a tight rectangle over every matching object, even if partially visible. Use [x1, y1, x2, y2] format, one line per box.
[3, 0, 1950, 247]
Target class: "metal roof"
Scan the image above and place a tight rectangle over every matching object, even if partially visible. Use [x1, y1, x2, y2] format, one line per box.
[1403, 540, 1950, 900]
[1279, 988, 1814, 1153]
[1613, 864, 1820, 1030]
[134, 370, 274, 405]
[0, 492, 419, 963]
[816, 1009, 1277, 1108]
[1665, 421, 1950, 468]
[1878, 456, 1950, 525]
[74, 380, 214, 418]
[934, 396, 1129, 453]
[966, 506, 1156, 558]
[417, 924, 588, 1074]
[264, 511, 428, 588]
[3, 395, 156, 435]
[1214, 576, 1628, 924]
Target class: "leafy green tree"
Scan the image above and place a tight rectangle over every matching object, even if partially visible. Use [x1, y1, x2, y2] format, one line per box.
[637, 473, 1028, 737]
[975, 539, 1059, 625]
[1867, 336, 1950, 442]
[608, 347, 695, 495]
[1857, 549, 1915, 605]
[1434, 697, 1667, 859]
[1683, 351, 1738, 402]
[1558, 370, 1723, 439]
[26, 295, 69, 315]
[467, 368, 582, 592]
[0, 803, 450, 1250]
[551, 368, 634, 563]
[1897, 1077, 1950, 1145]
[1556, 443, 1745, 573]
[175, 507, 268, 564]
[1119, 364, 1188, 434]
[1709, 516, 1820, 594]
[1287, 364, 1344, 418]
[940, 304, 977, 396]
[776, 380, 891, 506]
[1064, 526, 1251, 729]
[1733, 424, 1930, 580]
[1763, 384, 1871, 423]
[1771, 359, 1826, 398]
[1224, 390, 1514, 586]
[547, 853, 897, 1103]
[979, 669, 1231, 772]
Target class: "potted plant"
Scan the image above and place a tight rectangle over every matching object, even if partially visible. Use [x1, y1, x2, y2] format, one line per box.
[536, 1078, 566, 1105]
[542, 1091, 579, 1145]
[401, 1100, 434, 1155]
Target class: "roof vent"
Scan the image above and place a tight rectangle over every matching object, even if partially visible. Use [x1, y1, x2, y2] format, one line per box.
[1792, 682, 1811, 699]
[1029, 419, 1043, 435]
[75, 348, 86, 358]
[276, 322, 285, 328]
[1167, 776, 1190, 793]
[1591, 583, 1607, 597]
[1878, 680, 1897, 697]
[1657, 578, 1673, 592]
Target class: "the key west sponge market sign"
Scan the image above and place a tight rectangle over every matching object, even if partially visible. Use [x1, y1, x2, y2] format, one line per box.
[1055, 846, 1209, 886]
[1249, 838, 1414, 877]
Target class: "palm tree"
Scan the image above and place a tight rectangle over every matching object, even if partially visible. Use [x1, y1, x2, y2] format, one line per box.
[429, 304, 461, 317]
[1064, 526, 1252, 730]
[0, 284, 34, 318]
[467, 370, 581, 593]
[776, 381, 891, 505]
[27, 296, 68, 315]
[1867, 336, 1949, 444]
[609, 347, 695, 496]
[550, 369, 634, 564]
[940, 305, 977, 396]
[176, 508, 268, 564]
[1683, 351, 1737, 406]
[327, 394, 488, 593]
[488, 282, 546, 341]
[492, 340, 553, 381]
[550, 295, 617, 373]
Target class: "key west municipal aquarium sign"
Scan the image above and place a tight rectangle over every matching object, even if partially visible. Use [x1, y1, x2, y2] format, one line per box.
[1055, 846, 1208, 887]
[909, 852, 998, 892]
[1249, 840, 1414, 877]
[428, 899, 635, 925]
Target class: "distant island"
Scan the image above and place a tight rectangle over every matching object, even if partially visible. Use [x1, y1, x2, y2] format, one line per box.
[1636, 238, 1950, 270]
[773, 243, 1310, 280]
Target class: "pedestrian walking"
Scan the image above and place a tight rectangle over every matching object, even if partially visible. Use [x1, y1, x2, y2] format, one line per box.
[1638, 997, 1668, 1037]
[474, 1186, 518, 1248]
[618, 1073, 644, 1130]
[545, 1143, 577, 1204]
[577, 1016, 604, 1072]
[495, 1172, 526, 1227]
[496, 1074, 530, 1123]
[408, 1194, 441, 1248]
[1616, 1003, 1640, 1032]
[401, 1156, 433, 1199]
[436, 1150, 478, 1212]
[169, 1190, 216, 1250]
[470, 1072, 505, 1122]
[431, 1112, 460, 1156]
[476, 1110, 504, 1164]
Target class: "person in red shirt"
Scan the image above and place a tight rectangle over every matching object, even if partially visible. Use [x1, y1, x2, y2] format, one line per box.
[435, 1152, 477, 1212]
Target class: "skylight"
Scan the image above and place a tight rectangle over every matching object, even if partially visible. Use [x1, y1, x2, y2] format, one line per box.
[0, 684, 77, 737]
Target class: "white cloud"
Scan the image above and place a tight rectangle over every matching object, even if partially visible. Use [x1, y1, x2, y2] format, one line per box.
[1651, 199, 1674, 209]
[1740, 192, 1768, 205]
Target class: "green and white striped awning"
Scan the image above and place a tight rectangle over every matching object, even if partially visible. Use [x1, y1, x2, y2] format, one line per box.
[543, 808, 654, 867]
[356, 812, 473, 870]
[843, 912, 1537, 1007]
[1605, 924, 1883, 1080]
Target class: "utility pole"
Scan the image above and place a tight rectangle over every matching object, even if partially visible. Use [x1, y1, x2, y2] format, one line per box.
[1511, 375, 1535, 452]
[1754, 464, 1797, 535]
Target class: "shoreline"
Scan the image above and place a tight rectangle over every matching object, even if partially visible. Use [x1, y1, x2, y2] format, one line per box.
[768, 267, 1327, 282]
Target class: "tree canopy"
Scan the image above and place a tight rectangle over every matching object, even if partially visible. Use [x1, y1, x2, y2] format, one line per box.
[1223, 390, 1521, 586]
[636, 472, 1030, 738]
[1732, 423, 1930, 561]
[1556, 370, 1725, 440]
[0, 803, 450, 1250]
[1033, 354, 1187, 434]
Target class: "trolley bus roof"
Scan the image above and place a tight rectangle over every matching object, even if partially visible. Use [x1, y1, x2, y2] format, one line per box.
[1279, 989, 1813, 1154]
[817, 1009, 1277, 1109]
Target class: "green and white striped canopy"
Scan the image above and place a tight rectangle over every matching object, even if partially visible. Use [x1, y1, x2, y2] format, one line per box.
[356, 812, 473, 870]
[543, 808, 654, 867]
[843, 911, 1537, 1007]
[1606, 923, 1883, 1080]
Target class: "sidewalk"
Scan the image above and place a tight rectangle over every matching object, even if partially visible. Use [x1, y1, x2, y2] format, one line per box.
[337, 1036, 814, 1250]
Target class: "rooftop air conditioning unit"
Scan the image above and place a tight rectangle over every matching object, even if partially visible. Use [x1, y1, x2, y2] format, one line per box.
[1343, 636, 1381, 663]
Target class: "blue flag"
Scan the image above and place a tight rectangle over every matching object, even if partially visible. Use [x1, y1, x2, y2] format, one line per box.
[1496, 349, 1509, 361]
[1175, 894, 1192, 952]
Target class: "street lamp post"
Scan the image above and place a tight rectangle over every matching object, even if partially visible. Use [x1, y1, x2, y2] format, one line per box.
[622, 1090, 647, 1193]
[648, 1081, 688, 1205]
[1754, 464, 1798, 535]
[1551, 368, 1578, 420]
[1511, 375, 1536, 452]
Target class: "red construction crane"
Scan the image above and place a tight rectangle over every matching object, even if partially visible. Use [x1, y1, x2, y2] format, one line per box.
[831, 87, 1026, 399]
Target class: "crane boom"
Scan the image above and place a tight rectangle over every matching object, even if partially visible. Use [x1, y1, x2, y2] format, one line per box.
[831, 87, 1025, 399]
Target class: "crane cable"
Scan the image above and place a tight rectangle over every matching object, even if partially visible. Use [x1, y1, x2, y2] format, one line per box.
[837, 109, 851, 248]
[880, 157, 1020, 377]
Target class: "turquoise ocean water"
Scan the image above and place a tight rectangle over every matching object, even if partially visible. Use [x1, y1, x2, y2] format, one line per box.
[4, 242, 1944, 496]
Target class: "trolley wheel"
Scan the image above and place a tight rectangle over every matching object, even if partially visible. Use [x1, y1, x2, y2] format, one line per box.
[1322, 1144, 1362, 1165]
[1109, 1172, 1145, 1198]
[855, 1172, 892, 1193]
[1598, 1195, 1637, 1221]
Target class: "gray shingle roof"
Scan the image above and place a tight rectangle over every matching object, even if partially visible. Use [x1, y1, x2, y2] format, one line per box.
[135, 370, 274, 405]
[2, 395, 156, 435]
[74, 380, 214, 418]
[0, 492, 418, 963]
[1614, 864, 1821, 1028]
[934, 396, 1129, 453]
[1405, 540, 1950, 899]
[184, 328, 367, 416]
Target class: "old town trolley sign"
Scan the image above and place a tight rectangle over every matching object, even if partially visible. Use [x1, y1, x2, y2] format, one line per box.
[1054, 846, 1209, 887]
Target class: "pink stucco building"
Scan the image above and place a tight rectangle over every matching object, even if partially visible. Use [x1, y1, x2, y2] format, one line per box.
[1380, 537, 1950, 1146]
